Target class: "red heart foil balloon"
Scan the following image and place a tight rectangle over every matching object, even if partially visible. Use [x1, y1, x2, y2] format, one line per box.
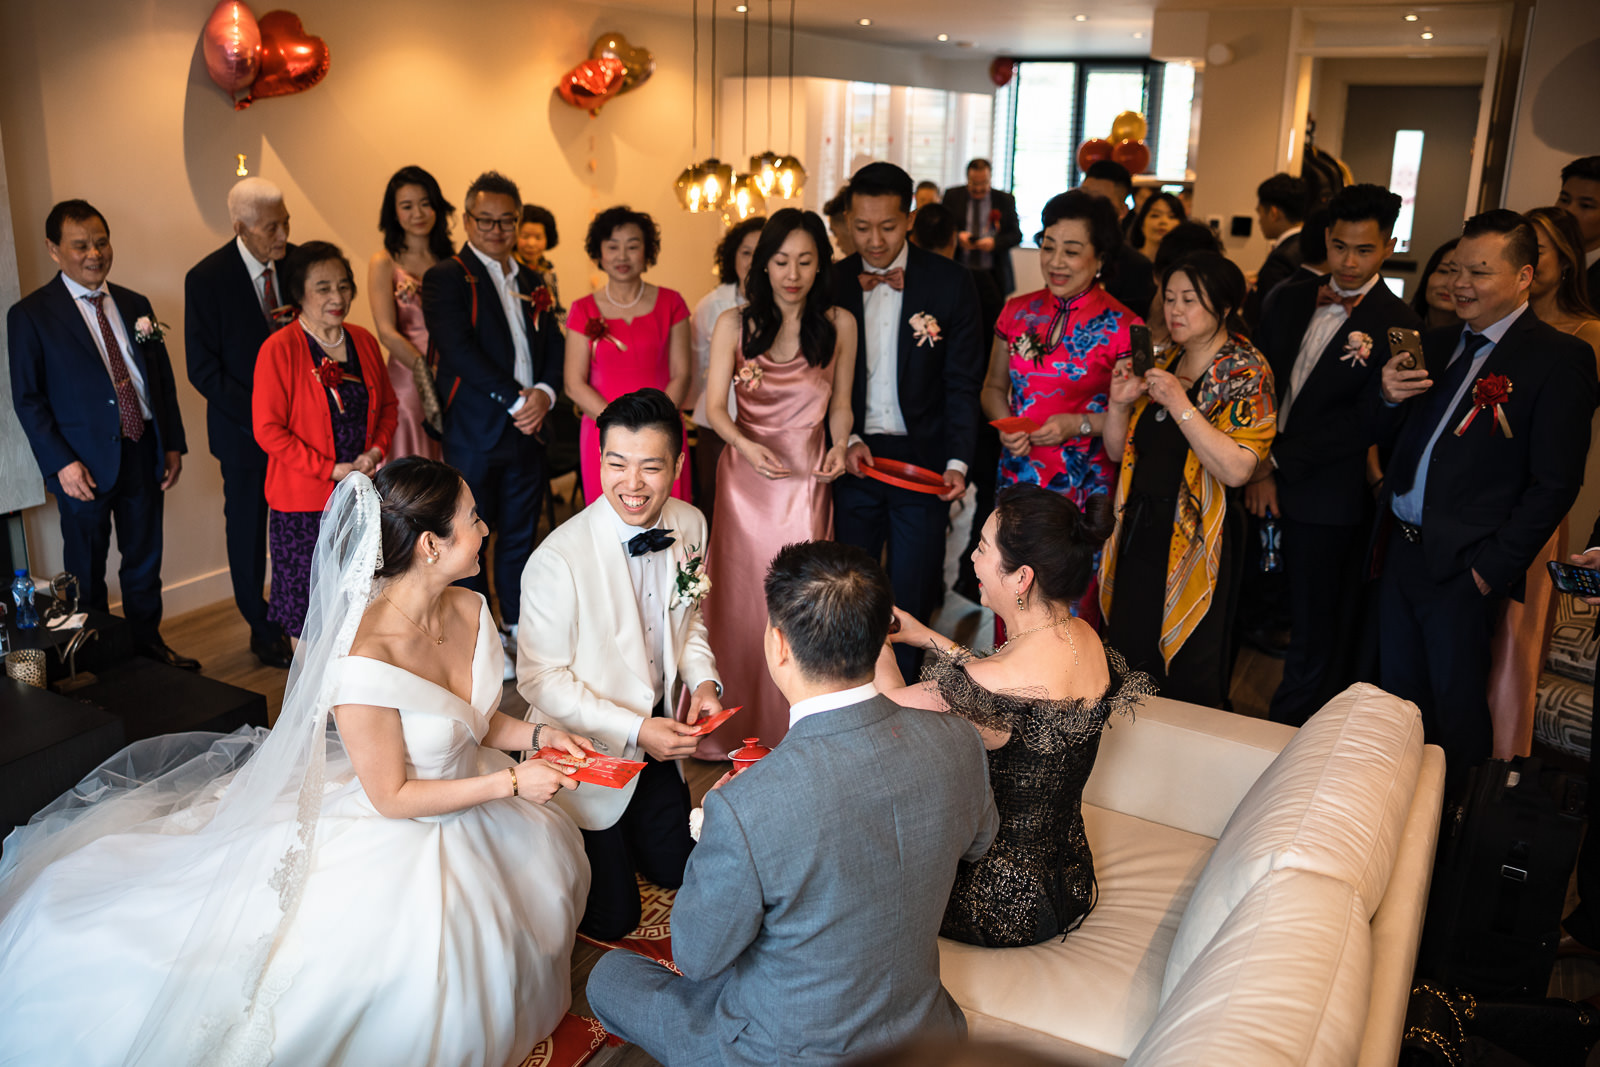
[202, 0, 261, 94]
[1076, 138, 1113, 172]
[556, 56, 626, 114]
[236, 9, 329, 110]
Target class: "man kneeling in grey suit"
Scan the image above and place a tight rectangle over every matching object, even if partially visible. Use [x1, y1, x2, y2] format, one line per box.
[587, 540, 999, 1065]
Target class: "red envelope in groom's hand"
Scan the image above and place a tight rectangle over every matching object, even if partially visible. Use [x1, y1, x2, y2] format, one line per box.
[536, 748, 647, 788]
[686, 705, 742, 737]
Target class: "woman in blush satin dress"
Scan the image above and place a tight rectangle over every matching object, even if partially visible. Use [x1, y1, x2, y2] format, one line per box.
[696, 209, 858, 759]
[565, 206, 692, 504]
[369, 165, 454, 461]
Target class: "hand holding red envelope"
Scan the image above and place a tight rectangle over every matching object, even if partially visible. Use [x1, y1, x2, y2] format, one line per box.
[989, 416, 1040, 435]
[536, 747, 645, 788]
[686, 705, 742, 737]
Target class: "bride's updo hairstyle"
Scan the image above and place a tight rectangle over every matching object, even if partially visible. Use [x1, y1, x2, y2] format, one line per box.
[992, 486, 1115, 606]
[373, 457, 464, 579]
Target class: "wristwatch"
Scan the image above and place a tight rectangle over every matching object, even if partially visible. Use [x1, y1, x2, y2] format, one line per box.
[1179, 408, 1196, 422]
[1078, 416, 1093, 436]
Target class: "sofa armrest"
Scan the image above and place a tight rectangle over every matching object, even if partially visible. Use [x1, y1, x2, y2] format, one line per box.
[1357, 744, 1446, 1067]
[1084, 697, 1297, 839]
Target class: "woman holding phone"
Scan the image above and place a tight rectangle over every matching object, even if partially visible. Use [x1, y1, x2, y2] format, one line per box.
[980, 191, 1140, 628]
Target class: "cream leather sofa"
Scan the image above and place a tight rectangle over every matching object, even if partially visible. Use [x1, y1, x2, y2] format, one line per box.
[938, 684, 1446, 1066]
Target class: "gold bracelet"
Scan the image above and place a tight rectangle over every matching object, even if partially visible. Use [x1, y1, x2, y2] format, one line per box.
[508, 767, 518, 797]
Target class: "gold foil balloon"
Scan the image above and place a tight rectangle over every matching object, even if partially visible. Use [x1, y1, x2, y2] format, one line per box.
[1109, 110, 1148, 144]
[590, 33, 655, 95]
[202, 0, 261, 94]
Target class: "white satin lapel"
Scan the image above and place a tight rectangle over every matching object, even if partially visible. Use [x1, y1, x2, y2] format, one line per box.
[586, 504, 653, 692]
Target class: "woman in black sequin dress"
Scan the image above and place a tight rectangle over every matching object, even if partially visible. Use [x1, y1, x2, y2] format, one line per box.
[875, 486, 1154, 947]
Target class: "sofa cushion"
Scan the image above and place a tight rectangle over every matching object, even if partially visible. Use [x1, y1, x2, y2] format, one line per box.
[1534, 671, 1592, 761]
[1546, 595, 1599, 683]
[1127, 868, 1372, 1067]
[939, 803, 1214, 1061]
[1161, 683, 1422, 1001]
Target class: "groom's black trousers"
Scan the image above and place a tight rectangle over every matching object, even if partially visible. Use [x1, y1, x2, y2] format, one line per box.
[578, 706, 696, 941]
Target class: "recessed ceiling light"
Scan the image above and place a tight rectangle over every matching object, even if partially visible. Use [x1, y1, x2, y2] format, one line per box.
[735, 3, 747, 10]
[1404, 13, 1419, 21]
[1074, 14, 1089, 21]
[858, 18, 872, 26]
[1132, 31, 1145, 39]
[1420, 30, 1434, 39]
[937, 33, 949, 42]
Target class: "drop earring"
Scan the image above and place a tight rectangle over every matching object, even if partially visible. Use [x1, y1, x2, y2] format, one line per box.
[1016, 592, 1025, 610]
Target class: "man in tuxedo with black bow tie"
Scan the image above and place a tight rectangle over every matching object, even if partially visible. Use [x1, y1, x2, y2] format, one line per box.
[1247, 184, 1420, 726]
[185, 177, 295, 668]
[833, 163, 985, 680]
[1375, 209, 1596, 784]
[10, 200, 195, 669]
[518, 389, 722, 941]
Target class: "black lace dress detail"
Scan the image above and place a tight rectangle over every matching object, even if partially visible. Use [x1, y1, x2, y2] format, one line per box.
[930, 646, 1155, 947]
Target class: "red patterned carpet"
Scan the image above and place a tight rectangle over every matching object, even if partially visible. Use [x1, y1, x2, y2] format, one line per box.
[575, 876, 682, 975]
[518, 1012, 614, 1067]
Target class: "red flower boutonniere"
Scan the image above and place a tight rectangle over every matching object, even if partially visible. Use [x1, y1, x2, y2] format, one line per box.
[520, 285, 554, 315]
[988, 207, 1002, 229]
[583, 316, 627, 353]
[1454, 373, 1514, 438]
[312, 360, 347, 414]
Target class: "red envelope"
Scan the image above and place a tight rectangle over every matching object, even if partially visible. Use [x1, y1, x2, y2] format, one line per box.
[686, 705, 743, 737]
[536, 747, 647, 788]
[990, 416, 1040, 434]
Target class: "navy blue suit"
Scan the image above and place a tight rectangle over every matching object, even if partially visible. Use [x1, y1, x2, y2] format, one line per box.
[8, 275, 186, 641]
[185, 239, 295, 641]
[421, 245, 563, 624]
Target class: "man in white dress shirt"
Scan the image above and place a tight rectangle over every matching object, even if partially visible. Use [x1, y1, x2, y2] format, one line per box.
[519, 388, 722, 941]
[830, 163, 985, 681]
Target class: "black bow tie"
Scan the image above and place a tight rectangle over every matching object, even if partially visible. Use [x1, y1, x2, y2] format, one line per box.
[626, 528, 676, 557]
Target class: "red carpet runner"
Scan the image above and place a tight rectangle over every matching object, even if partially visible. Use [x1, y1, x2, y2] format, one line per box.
[518, 1012, 613, 1067]
[575, 876, 682, 975]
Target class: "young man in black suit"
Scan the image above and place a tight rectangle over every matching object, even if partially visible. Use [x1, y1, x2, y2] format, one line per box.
[422, 171, 562, 661]
[1556, 156, 1600, 300]
[833, 163, 984, 681]
[942, 158, 1022, 338]
[9, 200, 196, 669]
[1376, 209, 1597, 787]
[184, 177, 294, 668]
[1246, 184, 1420, 726]
[1243, 173, 1309, 331]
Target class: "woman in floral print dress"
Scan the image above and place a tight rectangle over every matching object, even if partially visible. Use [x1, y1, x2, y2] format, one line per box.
[981, 191, 1139, 629]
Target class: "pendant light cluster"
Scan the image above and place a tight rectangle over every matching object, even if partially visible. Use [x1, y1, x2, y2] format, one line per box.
[677, 0, 804, 220]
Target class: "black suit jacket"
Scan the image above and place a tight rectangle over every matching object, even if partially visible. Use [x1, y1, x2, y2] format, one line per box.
[1587, 259, 1600, 311]
[830, 243, 985, 472]
[1377, 309, 1597, 597]
[1244, 231, 1305, 331]
[9, 275, 186, 493]
[185, 239, 297, 466]
[421, 244, 563, 455]
[1256, 277, 1421, 524]
[1104, 244, 1157, 324]
[941, 187, 1023, 295]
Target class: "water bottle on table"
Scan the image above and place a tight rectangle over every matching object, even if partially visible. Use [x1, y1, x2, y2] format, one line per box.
[11, 569, 39, 630]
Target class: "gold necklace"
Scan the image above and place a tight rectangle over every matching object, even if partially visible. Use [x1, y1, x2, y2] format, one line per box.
[383, 590, 444, 645]
[995, 616, 1080, 664]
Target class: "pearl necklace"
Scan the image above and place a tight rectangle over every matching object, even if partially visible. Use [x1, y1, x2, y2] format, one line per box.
[298, 317, 346, 349]
[605, 280, 645, 309]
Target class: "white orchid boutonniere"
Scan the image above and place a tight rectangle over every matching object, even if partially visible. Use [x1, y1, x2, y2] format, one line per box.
[1340, 330, 1373, 367]
[673, 545, 712, 609]
[735, 361, 765, 391]
[910, 312, 942, 348]
[133, 315, 170, 344]
[1010, 329, 1047, 365]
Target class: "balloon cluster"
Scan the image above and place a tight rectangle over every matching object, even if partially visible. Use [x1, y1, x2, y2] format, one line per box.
[1077, 111, 1150, 175]
[556, 33, 655, 115]
[202, 1, 329, 110]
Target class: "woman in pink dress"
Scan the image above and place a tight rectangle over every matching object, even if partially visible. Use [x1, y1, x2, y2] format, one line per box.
[565, 207, 692, 504]
[696, 209, 858, 758]
[367, 165, 452, 461]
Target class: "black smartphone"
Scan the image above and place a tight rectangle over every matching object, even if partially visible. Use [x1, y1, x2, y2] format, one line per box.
[1548, 561, 1600, 598]
[1388, 327, 1426, 374]
[1129, 324, 1155, 377]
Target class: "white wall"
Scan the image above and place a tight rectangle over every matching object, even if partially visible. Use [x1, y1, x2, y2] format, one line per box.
[0, 0, 988, 615]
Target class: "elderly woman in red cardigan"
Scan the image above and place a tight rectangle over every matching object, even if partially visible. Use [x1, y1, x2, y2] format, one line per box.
[253, 241, 397, 640]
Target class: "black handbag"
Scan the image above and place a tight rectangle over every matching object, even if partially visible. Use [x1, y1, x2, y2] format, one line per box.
[1400, 983, 1600, 1067]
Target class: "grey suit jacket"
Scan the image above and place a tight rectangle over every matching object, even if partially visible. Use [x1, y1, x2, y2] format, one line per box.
[671, 694, 999, 1065]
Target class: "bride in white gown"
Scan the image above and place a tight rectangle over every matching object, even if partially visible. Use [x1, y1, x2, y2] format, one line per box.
[0, 458, 591, 1067]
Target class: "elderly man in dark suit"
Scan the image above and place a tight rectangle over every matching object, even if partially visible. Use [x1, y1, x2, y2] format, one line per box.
[831, 162, 985, 680]
[9, 200, 195, 669]
[422, 171, 562, 665]
[587, 540, 997, 1065]
[184, 177, 294, 668]
[942, 158, 1022, 338]
[1247, 184, 1421, 727]
[1376, 209, 1597, 787]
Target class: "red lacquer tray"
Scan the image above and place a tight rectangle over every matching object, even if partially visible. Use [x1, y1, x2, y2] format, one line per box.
[861, 457, 947, 495]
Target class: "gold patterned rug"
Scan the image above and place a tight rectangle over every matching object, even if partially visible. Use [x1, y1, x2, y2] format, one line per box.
[575, 875, 682, 975]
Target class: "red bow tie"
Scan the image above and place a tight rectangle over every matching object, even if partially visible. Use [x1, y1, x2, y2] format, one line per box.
[858, 267, 905, 292]
[1315, 284, 1362, 312]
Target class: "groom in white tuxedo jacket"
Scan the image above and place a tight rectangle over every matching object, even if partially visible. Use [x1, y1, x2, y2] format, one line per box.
[518, 389, 723, 940]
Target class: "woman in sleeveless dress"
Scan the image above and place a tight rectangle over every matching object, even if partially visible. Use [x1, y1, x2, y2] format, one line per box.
[876, 486, 1153, 947]
[696, 209, 857, 759]
[0, 459, 590, 1066]
[565, 206, 693, 504]
[368, 165, 453, 460]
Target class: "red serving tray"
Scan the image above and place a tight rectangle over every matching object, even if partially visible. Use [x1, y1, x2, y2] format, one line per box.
[536, 747, 647, 788]
[989, 416, 1040, 434]
[860, 457, 948, 495]
[686, 705, 743, 737]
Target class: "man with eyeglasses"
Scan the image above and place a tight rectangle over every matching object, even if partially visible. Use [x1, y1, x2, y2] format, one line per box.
[422, 171, 563, 667]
